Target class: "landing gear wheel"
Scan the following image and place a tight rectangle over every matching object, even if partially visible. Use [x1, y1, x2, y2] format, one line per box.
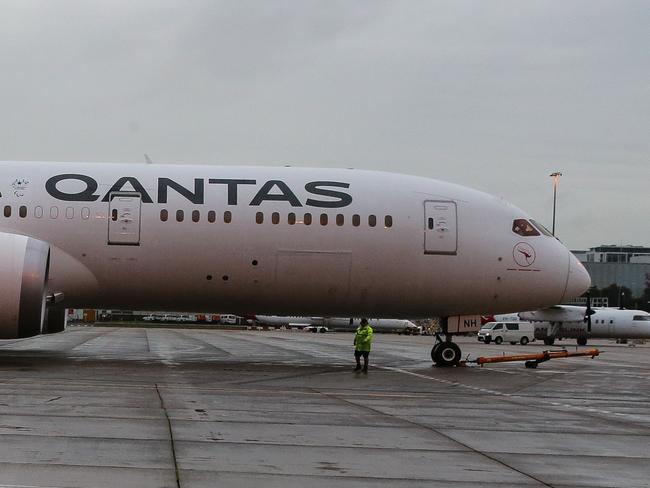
[433, 342, 461, 367]
[520, 337, 529, 345]
[543, 337, 555, 346]
[494, 337, 503, 345]
[430, 342, 444, 362]
[577, 337, 587, 346]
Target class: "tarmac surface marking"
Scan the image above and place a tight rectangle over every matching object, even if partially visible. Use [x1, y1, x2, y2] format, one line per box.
[0, 327, 649, 487]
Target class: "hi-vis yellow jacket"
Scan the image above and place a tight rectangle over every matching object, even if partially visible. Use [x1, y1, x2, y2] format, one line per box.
[354, 325, 374, 352]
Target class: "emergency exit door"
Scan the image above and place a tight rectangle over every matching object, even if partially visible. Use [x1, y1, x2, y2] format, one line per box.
[108, 192, 142, 246]
[424, 200, 457, 255]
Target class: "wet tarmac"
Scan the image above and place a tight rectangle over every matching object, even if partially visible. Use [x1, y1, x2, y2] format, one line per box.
[0, 326, 649, 488]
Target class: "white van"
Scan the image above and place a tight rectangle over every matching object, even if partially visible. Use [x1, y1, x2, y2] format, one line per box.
[220, 314, 239, 325]
[478, 321, 535, 345]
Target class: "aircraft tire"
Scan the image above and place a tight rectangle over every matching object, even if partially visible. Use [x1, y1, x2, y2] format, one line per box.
[433, 342, 461, 367]
[520, 337, 529, 345]
[430, 342, 443, 362]
[577, 337, 587, 346]
[544, 337, 555, 346]
[494, 337, 503, 345]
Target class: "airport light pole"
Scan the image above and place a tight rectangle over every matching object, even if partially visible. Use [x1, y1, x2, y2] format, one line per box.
[550, 172, 562, 236]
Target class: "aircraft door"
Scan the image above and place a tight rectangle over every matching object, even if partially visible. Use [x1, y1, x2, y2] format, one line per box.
[108, 192, 142, 246]
[424, 200, 457, 255]
[607, 315, 615, 336]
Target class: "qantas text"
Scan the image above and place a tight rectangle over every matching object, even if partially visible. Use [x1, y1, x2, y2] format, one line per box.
[45, 174, 353, 208]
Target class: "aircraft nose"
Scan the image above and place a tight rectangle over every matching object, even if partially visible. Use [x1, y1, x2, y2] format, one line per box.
[562, 252, 591, 302]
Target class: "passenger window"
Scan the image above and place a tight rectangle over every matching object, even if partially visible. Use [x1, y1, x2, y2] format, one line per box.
[224, 211, 232, 223]
[50, 207, 59, 219]
[176, 210, 184, 222]
[320, 214, 328, 226]
[336, 214, 344, 226]
[512, 219, 540, 237]
[385, 215, 393, 228]
[288, 213, 296, 225]
[428, 217, 434, 230]
[66, 207, 74, 219]
[3, 206, 11, 218]
[160, 209, 168, 222]
[111, 209, 118, 222]
[207, 211, 216, 223]
[304, 213, 312, 225]
[19, 206, 27, 218]
[272, 212, 280, 224]
[352, 214, 360, 227]
[81, 207, 90, 220]
[256, 212, 264, 224]
[369, 215, 377, 227]
[34, 206, 43, 219]
[192, 210, 200, 223]
[609, 320, 613, 324]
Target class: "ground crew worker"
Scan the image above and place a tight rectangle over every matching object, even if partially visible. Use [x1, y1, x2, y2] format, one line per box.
[353, 318, 374, 372]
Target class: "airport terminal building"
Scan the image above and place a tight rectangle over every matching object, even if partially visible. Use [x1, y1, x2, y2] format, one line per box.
[573, 245, 650, 298]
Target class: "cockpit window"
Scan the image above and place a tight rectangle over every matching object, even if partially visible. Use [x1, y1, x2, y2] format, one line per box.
[531, 220, 554, 237]
[633, 315, 650, 321]
[512, 219, 540, 237]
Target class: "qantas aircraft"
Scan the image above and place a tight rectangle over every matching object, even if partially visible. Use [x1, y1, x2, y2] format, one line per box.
[0, 161, 590, 365]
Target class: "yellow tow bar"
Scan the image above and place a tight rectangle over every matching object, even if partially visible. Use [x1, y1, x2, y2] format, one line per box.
[467, 348, 600, 369]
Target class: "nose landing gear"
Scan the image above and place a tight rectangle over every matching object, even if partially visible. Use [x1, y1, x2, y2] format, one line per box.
[431, 318, 462, 367]
[431, 338, 461, 366]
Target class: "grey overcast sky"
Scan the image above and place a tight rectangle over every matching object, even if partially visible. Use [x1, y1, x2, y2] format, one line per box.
[0, 0, 647, 249]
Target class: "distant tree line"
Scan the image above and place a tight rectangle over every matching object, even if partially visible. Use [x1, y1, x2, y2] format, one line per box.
[587, 273, 650, 311]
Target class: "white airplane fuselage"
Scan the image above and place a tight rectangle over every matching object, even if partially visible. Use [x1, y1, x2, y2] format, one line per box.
[255, 316, 419, 333]
[533, 309, 650, 340]
[0, 162, 590, 329]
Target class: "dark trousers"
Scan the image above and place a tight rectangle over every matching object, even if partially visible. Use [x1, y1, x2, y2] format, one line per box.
[354, 350, 369, 368]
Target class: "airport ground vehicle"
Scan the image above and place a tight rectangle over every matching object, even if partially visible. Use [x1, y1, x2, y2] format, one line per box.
[219, 314, 240, 325]
[478, 321, 535, 345]
[304, 326, 329, 333]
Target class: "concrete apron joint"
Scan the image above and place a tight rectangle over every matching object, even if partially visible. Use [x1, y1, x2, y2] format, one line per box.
[156, 384, 182, 488]
[382, 365, 650, 430]
[312, 385, 554, 488]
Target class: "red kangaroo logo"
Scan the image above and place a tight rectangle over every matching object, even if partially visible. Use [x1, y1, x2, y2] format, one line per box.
[518, 248, 532, 260]
[516, 246, 535, 265]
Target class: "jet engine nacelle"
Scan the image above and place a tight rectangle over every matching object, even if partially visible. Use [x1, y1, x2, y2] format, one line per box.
[0, 232, 50, 339]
